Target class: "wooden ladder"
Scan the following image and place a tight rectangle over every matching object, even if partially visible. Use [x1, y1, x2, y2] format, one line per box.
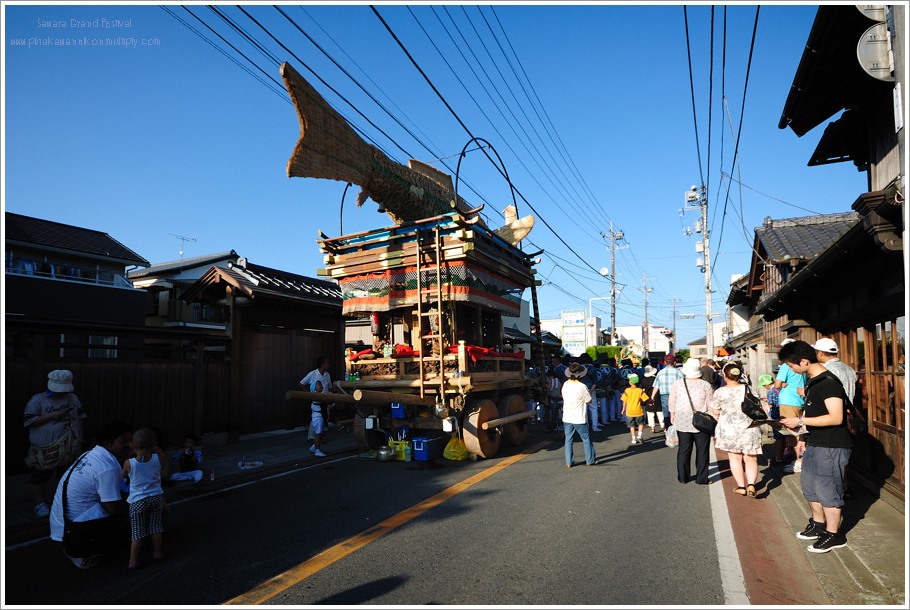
[415, 224, 446, 399]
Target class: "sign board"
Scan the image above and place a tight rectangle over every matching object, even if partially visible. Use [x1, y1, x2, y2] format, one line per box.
[563, 341, 587, 356]
[561, 310, 586, 326]
[561, 309, 587, 356]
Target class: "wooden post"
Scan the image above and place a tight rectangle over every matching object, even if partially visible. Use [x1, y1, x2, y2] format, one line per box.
[352, 388, 438, 407]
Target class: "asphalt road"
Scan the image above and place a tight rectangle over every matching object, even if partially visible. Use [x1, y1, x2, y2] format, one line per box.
[2, 425, 834, 606]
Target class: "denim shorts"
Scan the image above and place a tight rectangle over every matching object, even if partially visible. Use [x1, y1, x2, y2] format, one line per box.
[801, 445, 851, 508]
[625, 415, 645, 428]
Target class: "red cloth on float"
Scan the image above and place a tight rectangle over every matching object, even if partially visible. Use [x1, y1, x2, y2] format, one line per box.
[349, 348, 374, 362]
[446, 345, 525, 363]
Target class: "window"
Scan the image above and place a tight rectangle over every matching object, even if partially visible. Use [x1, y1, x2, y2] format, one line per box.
[88, 335, 118, 359]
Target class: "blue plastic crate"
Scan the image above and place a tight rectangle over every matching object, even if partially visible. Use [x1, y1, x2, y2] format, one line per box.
[391, 402, 405, 418]
[412, 436, 446, 461]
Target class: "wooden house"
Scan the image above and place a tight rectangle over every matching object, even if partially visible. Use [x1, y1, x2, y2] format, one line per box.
[132, 254, 344, 437]
[742, 4, 904, 503]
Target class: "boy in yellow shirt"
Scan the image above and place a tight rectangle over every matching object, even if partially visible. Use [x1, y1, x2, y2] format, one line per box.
[621, 374, 651, 444]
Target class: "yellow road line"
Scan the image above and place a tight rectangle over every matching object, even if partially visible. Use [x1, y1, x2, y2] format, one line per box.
[224, 448, 536, 605]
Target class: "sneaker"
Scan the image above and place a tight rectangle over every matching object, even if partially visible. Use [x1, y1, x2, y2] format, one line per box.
[629, 438, 638, 445]
[796, 520, 826, 540]
[309, 444, 316, 453]
[636, 434, 643, 443]
[313, 449, 327, 457]
[807, 531, 847, 553]
[783, 460, 802, 473]
[34, 503, 50, 518]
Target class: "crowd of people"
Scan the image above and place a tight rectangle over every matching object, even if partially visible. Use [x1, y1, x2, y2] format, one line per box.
[541, 337, 858, 555]
[24, 335, 858, 569]
[23, 370, 210, 570]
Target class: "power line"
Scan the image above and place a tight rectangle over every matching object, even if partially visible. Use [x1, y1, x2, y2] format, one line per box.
[712, 5, 761, 266]
[683, 6, 705, 188]
[370, 5, 606, 279]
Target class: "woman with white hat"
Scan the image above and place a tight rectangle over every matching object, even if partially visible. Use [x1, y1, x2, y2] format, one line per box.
[668, 358, 715, 484]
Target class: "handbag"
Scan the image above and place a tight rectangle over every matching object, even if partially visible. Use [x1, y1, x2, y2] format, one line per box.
[24, 428, 79, 471]
[692, 410, 718, 435]
[741, 385, 768, 421]
[61, 452, 118, 558]
[684, 379, 717, 435]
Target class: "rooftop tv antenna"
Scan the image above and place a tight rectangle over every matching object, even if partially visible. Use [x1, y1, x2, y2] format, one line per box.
[169, 233, 197, 259]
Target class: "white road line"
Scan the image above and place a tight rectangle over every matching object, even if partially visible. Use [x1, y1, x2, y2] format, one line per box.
[5, 456, 356, 551]
[709, 443, 750, 605]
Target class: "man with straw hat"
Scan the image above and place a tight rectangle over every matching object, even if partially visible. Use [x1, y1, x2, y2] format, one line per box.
[561, 363, 597, 468]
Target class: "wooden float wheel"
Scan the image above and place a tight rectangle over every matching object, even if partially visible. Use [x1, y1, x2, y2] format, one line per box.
[352, 407, 386, 452]
[498, 393, 529, 447]
[462, 398, 502, 459]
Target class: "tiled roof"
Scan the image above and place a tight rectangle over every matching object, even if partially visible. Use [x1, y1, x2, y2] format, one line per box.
[5, 212, 149, 265]
[181, 259, 341, 308]
[223, 260, 341, 305]
[754, 212, 859, 264]
[127, 250, 238, 278]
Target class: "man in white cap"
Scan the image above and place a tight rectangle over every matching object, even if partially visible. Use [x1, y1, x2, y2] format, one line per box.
[811, 338, 857, 406]
[23, 370, 87, 517]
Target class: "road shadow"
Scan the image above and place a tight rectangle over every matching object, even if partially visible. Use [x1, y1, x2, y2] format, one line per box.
[315, 576, 409, 605]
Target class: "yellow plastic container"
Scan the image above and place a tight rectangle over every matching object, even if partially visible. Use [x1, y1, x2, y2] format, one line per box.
[388, 440, 408, 461]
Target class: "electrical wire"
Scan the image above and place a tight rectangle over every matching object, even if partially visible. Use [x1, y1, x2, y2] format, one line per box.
[683, 6, 706, 189]
[712, 6, 760, 266]
[370, 5, 606, 279]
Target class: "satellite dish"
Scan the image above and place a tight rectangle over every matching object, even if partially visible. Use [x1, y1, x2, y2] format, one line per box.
[599, 267, 609, 276]
[856, 5, 887, 23]
[857, 23, 894, 82]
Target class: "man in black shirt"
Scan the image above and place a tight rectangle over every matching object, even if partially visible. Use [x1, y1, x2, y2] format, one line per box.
[778, 340, 852, 554]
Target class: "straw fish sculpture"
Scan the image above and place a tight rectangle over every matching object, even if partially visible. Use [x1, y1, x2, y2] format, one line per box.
[280, 62, 480, 225]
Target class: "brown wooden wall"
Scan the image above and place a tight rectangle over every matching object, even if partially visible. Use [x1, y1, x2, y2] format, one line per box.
[823, 324, 905, 501]
[5, 318, 340, 476]
[237, 327, 340, 433]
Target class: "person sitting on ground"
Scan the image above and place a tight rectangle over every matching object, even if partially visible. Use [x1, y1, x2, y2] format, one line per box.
[49, 420, 134, 569]
[170, 433, 204, 483]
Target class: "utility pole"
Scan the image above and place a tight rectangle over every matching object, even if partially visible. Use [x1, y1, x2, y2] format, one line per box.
[683, 185, 713, 358]
[671, 297, 679, 354]
[602, 221, 626, 345]
[641, 274, 654, 360]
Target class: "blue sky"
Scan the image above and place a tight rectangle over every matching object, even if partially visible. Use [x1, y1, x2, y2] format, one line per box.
[2, 2, 867, 348]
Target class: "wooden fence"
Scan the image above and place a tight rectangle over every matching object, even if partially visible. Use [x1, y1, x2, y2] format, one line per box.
[5, 322, 231, 476]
